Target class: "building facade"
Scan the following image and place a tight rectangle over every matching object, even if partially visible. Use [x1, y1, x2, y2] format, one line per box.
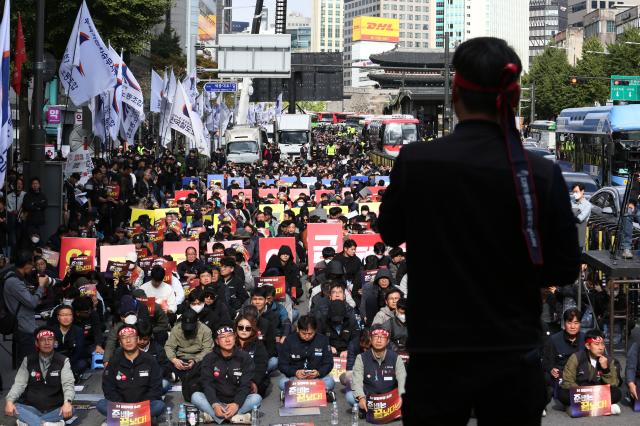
[311, 0, 345, 53]
[616, 5, 640, 34]
[568, 0, 640, 27]
[529, 0, 568, 63]
[288, 11, 312, 52]
[583, 8, 618, 44]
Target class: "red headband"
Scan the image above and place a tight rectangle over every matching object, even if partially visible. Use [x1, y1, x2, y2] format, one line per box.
[36, 330, 55, 339]
[370, 328, 389, 338]
[586, 336, 604, 345]
[118, 326, 138, 337]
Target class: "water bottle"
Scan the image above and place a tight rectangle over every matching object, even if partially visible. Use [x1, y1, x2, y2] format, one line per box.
[251, 405, 259, 426]
[331, 401, 339, 425]
[166, 406, 173, 426]
[177, 403, 186, 426]
[351, 403, 359, 426]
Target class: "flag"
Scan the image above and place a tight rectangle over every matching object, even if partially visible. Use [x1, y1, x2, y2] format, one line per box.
[89, 94, 106, 142]
[104, 46, 122, 141]
[275, 93, 283, 118]
[182, 69, 198, 110]
[160, 68, 177, 145]
[11, 13, 25, 95]
[150, 69, 162, 113]
[121, 59, 144, 113]
[0, 0, 12, 185]
[120, 103, 144, 145]
[169, 81, 208, 155]
[58, 0, 116, 106]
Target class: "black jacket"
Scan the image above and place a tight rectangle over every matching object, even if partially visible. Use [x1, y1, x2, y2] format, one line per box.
[53, 325, 86, 367]
[102, 348, 163, 403]
[238, 339, 269, 394]
[378, 120, 580, 353]
[219, 275, 248, 313]
[142, 340, 173, 380]
[200, 346, 254, 405]
[22, 190, 48, 226]
[321, 315, 359, 354]
[278, 333, 333, 378]
[264, 254, 302, 300]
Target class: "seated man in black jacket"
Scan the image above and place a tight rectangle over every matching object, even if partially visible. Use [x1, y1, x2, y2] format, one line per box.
[278, 315, 335, 401]
[52, 304, 87, 380]
[137, 321, 172, 394]
[177, 246, 204, 282]
[72, 296, 105, 355]
[191, 325, 262, 424]
[218, 256, 249, 314]
[98, 324, 165, 421]
[321, 300, 359, 356]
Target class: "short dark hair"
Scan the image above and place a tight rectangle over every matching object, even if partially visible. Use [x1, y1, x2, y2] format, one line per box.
[220, 257, 236, 268]
[585, 328, 604, 341]
[385, 287, 403, 300]
[137, 320, 153, 338]
[150, 265, 165, 281]
[251, 286, 268, 298]
[396, 298, 407, 311]
[452, 37, 522, 115]
[343, 239, 357, 249]
[572, 183, 585, 192]
[15, 249, 34, 268]
[563, 308, 582, 323]
[297, 315, 317, 331]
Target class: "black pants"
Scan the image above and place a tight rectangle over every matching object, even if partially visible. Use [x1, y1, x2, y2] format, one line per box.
[15, 330, 36, 365]
[557, 385, 622, 406]
[403, 350, 546, 426]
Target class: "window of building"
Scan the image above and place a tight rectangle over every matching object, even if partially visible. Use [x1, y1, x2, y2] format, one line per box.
[415, 41, 421, 47]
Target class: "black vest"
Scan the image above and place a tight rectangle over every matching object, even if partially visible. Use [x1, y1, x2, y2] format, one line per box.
[574, 350, 605, 386]
[362, 349, 398, 396]
[21, 352, 66, 412]
[551, 331, 585, 370]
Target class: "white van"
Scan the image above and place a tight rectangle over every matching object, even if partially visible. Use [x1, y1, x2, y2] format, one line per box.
[224, 127, 268, 164]
[275, 114, 311, 159]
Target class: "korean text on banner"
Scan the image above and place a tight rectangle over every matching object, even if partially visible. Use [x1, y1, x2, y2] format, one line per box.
[366, 388, 403, 424]
[59, 237, 97, 277]
[259, 237, 296, 273]
[106, 400, 151, 426]
[307, 223, 343, 274]
[569, 385, 611, 418]
[284, 380, 327, 409]
[99, 244, 135, 272]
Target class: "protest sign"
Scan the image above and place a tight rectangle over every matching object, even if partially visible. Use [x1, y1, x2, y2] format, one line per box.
[230, 189, 251, 203]
[181, 177, 199, 188]
[258, 188, 279, 199]
[69, 255, 93, 274]
[106, 400, 151, 426]
[364, 269, 379, 285]
[259, 203, 285, 221]
[366, 389, 402, 424]
[204, 252, 224, 267]
[359, 202, 382, 215]
[257, 276, 286, 301]
[130, 208, 155, 223]
[152, 258, 177, 284]
[41, 249, 60, 267]
[330, 355, 347, 381]
[64, 148, 94, 185]
[569, 385, 611, 418]
[207, 174, 225, 188]
[163, 241, 199, 264]
[300, 176, 317, 187]
[60, 237, 96, 277]
[105, 184, 120, 200]
[105, 261, 129, 280]
[284, 380, 327, 408]
[175, 190, 197, 201]
[99, 245, 135, 272]
[153, 208, 180, 222]
[306, 223, 343, 274]
[323, 205, 349, 216]
[314, 189, 335, 203]
[259, 237, 296, 273]
[289, 188, 310, 200]
[79, 283, 97, 298]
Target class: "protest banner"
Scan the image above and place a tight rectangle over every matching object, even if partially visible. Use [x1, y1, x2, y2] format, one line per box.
[69, 255, 93, 274]
[330, 355, 347, 381]
[227, 176, 245, 188]
[258, 188, 279, 199]
[106, 400, 151, 426]
[41, 249, 60, 267]
[105, 261, 129, 280]
[79, 283, 97, 298]
[284, 380, 327, 408]
[204, 252, 224, 267]
[306, 223, 343, 274]
[289, 188, 310, 200]
[323, 205, 349, 216]
[358, 202, 382, 215]
[231, 189, 251, 202]
[181, 177, 199, 188]
[99, 245, 135, 272]
[105, 184, 120, 200]
[163, 241, 199, 264]
[259, 203, 285, 221]
[366, 389, 402, 424]
[138, 256, 156, 275]
[153, 208, 180, 222]
[347, 234, 384, 261]
[300, 176, 317, 187]
[314, 189, 335, 203]
[569, 385, 611, 417]
[257, 276, 286, 301]
[64, 148, 94, 185]
[259, 237, 296, 273]
[60, 237, 96, 277]
[130, 208, 155, 223]
[364, 269, 379, 285]
[207, 174, 225, 188]
[174, 190, 197, 201]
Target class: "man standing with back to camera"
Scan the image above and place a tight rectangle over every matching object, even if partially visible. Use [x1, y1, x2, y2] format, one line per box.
[378, 37, 580, 425]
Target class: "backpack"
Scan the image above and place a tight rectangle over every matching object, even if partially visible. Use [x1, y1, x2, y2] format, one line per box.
[0, 269, 20, 335]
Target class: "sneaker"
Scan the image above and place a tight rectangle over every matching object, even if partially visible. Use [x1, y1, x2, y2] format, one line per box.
[16, 421, 28, 426]
[542, 409, 547, 417]
[42, 422, 65, 426]
[201, 411, 215, 423]
[230, 413, 252, 424]
[611, 403, 621, 415]
[280, 390, 285, 402]
[326, 390, 336, 403]
[623, 249, 633, 259]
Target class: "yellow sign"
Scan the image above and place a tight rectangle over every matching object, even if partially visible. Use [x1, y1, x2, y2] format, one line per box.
[198, 15, 217, 42]
[353, 16, 399, 43]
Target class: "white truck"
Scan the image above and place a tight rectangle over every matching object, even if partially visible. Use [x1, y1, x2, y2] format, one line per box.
[275, 114, 311, 159]
[224, 127, 268, 164]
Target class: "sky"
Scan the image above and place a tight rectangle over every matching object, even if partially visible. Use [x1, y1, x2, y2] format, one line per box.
[231, 0, 312, 25]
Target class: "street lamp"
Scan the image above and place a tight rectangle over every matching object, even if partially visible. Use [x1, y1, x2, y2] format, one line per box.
[624, 41, 640, 46]
[585, 50, 610, 55]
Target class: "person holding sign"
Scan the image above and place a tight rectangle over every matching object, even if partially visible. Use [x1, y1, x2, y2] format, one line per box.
[277, 315, 336, 401]
[191, 325, 262, 424]
[347, 327, 406, 414]
[4, 326, 75, 426]
[99, 324, 166, 421]
[559, 329, 622, 414]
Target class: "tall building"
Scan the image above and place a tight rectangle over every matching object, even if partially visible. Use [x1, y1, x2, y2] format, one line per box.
[529, 1, 568, 63]
[343, 0, 435, 87]
[616, 5, 640, 34]
[567, 0, 640, 27]
[288, 11, 312, 52]
[311, 0, 344, 53]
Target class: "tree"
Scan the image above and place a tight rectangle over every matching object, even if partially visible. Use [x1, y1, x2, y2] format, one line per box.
[606, 27, 640, 76]
[574, 38, 609, 107]
[150, 27, 187, 76]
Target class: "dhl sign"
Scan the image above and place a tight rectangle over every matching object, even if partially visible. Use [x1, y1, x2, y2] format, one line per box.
[353, 16, 399, 43]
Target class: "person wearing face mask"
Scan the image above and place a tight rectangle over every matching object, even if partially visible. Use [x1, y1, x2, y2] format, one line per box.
[571, 183, 591, 254]
[382, 298, 407, 353]
[103, 296, 142, 366]
[164, 307, 213, 381]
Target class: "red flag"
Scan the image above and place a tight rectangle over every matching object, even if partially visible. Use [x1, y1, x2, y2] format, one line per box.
[12, 14, 26, 95]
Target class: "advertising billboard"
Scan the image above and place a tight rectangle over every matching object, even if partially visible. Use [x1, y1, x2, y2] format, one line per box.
[198, 15, 217, 41]
[353, 16, 400, 43]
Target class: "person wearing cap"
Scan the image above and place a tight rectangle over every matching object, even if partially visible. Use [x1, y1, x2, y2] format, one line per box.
[189, 287, 231, 335]
[559, 329, 621, 414]
[191, 325, 262, 424]
[164, 307, 213, 380]
[277, 315, 335, 400]
[99, 324, 166, 420]
[377, 38, 580, 424]
[218, 256, 249, 314]
[141, 265, 178, 314]
[4, 326, 75, 426]
[347, 327, 406, 413]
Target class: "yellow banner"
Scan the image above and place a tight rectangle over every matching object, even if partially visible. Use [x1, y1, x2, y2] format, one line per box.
[353, 16, 399, 43]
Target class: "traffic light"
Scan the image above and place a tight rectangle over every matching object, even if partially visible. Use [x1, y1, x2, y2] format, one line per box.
[569, 76, 579, 86]
[613, 79, 630, 86]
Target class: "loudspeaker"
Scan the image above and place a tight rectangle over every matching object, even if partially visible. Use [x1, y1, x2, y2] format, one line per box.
[23, 161, 64, 241]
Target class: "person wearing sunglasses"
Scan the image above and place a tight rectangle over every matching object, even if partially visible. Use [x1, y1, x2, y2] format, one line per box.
[235, 314, 270, 397]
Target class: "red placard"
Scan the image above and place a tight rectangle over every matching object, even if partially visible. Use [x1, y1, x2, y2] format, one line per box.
[259, 237, 296, 273]
[347, 233, 384, 261]
[289, 188, 310, 200]
[284, 379, 327, 408]
[330, 355, 347, 381]
[105, 184, 120, 201]
[99, 244, 136, 272]
[60, 237, 97, 277]
[230, 189, 251, 203]
[175, 190, 198, 201]
[314, 189, 335, 203]
[570, 385, 611, 417]
[106, 400, 151, 426]
[257, 276, 286, 301]
[162, 241, 199, 264]
[79, 283, 97, 298]
[366, 389, 402, 424]
[367, 186, 386, 201]
[306, 223, 343, 274]
[258, 188, 279, 199]
[364, 269, 379, 284]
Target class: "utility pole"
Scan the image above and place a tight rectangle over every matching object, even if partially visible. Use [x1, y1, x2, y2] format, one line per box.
[530, 82, 536, 122]
[31, 0, 45, 168]
[443, 33, 451, 135]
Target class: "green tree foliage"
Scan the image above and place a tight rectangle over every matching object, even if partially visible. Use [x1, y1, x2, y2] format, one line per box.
[574, 38, 610, 107]
[606, 28, 640, 75]
[526, 47, 575, 119]
[150, 27, 187, 76]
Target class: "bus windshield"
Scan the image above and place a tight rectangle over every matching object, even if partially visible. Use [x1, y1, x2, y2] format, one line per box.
[279, 131, 308, 145]
[227, 140, 258, 154]
[384, 123, 418, 145]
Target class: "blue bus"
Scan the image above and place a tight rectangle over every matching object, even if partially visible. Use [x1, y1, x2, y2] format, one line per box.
[556, 105, 640, 186]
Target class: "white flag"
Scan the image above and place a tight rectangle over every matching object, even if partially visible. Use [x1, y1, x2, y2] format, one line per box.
[170, 81, 207, 155]
[0, 0, 12, 184]
[275, 93, 283, 118]
[121, 60, 144, 114]
[160, 69, 177, 145]
[182, 69, 199, 110]
[59, 0, 116, 106]
[104, 46, 122, 141]
[89, 94, 106, 142]
[120, 103, 144, 145]
[150, 69, 163, 113]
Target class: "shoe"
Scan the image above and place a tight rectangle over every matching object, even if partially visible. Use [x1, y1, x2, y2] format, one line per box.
[280, 390, 285, 402]
[42, 422, 65, 426]
[611, 403, 621, 415]
[623, 249, 633, 259]
[542, 409, 546, 417]
[230, 413, 252, 424]
[16, 421, 28, 426]
[326, 390, 336, 403]
[201, 412, 215, 423]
